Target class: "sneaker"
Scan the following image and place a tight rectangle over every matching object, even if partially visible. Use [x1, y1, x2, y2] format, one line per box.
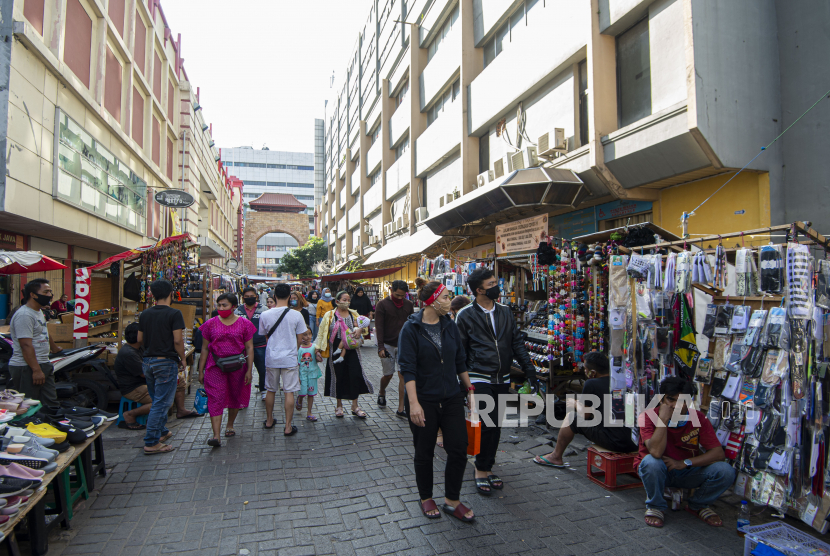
[3, 428, 55, 447]
[0, 476, 35, 497]
[0, 439, 56, 462]
[26, 422, 83, 445]
[24, 423, 67, 443]
[56, 403, 99, 417]
[89, 415, 106, 427]
[4, 437, 59, 457]
[94, 409, 118, 421]
[0, 453, 50, 470]
[0, 463, 44, 480]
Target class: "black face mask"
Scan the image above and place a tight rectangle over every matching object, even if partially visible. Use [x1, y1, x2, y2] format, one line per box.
[484, 285, 500, 300]
[35, 293, 53, 307]
[243, 297, 257, 306]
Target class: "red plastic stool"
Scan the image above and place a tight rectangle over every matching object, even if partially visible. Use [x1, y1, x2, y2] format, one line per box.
[586, 445, 643, 491]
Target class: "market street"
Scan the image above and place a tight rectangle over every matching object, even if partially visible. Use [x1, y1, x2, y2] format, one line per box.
[43, 347, 750, 556]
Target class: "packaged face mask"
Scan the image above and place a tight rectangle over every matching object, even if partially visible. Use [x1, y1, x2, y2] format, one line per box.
[743, 310, 768, 346]
[730, 306, 751, 334]
[713, 337, 732, 371]
[722, 375, 743, 401]
[702, 304, 718, 339]
[759, 245, 784, 294]
[694, 357, 714, 384]
[626, 253, 650, 279]
[816, 260, 830, 309]
[763, 307, 787, 349]
[725, 342, 749, 374]
[711, 370, 729, 397]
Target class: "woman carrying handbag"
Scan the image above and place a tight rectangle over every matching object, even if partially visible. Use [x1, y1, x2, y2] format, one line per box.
[197, 293, 257, 447]
[398, 281, 476, 522]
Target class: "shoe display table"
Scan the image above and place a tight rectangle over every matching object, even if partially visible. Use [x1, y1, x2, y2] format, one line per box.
[1, 420, 111, 555]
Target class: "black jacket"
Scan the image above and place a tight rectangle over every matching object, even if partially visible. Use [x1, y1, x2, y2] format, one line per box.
[454, 299, 535, 383]
[397, 311, 467, 403]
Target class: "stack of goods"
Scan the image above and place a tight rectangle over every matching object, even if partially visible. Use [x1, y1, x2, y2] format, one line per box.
[614, 227, 830, 532]
[418, 254, 472, 296]
[0, 392, 39, 422]
[140, 240, 195, 305]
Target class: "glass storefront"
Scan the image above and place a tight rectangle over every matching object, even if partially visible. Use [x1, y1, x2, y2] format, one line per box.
[55, 109, 147, 234]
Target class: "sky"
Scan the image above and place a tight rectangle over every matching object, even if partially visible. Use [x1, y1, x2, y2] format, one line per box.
[161, 0, 375, 154]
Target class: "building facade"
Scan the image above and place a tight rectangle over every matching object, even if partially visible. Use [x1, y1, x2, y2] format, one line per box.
[319, 0, 830, 274]
[0, 0, 238, 317]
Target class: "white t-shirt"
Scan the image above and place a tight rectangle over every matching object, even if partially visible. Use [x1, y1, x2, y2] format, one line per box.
[258, 307, 308, 369]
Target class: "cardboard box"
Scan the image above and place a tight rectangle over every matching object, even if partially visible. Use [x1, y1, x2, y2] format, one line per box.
[47, 322, 74, 342]
[53, 341, 74, 351]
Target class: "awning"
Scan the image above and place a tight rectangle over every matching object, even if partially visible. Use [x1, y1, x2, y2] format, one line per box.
[424, 167, 588, 235]
[88, 234, 193, 271]
[318, 267, 404, 282]
[0, 251, 67, 275]
[363, 228, 443, 266]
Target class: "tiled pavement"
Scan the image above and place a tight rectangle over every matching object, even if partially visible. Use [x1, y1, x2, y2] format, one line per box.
[42, 347, 766, 556]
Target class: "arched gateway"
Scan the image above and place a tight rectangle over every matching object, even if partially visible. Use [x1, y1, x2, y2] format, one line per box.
[244, 194, 310, 274]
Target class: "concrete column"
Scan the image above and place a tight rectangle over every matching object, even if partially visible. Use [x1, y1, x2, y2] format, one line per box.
[92, 7, 106, 105]
[47, 0, 69, 60]
[358, 116, 370, 251]
[379, 78, 395, 243]
[459, 0, 482, 196]
[344, 146, 354, 256]
[407, 25, 428, 233]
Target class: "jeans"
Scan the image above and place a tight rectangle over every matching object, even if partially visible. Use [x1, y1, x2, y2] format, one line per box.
[9, 363, 57, 408]
[405, 394, 468, 501]
[142, 358, 179, 447]
[638, 455, 736, 511]
[472, 382, 509, 472]
[308, 319, 319, 342]
[253, 346, 267, 392]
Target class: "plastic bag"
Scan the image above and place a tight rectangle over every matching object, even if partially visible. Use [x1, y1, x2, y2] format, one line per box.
[194, 387, 208, 415]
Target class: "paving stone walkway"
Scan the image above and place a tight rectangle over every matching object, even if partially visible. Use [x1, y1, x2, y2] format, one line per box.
[43, 347, 767, 556]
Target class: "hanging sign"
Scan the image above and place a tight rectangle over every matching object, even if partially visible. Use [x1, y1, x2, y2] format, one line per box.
[495, 214, 548, 255]
[73, 267, 91, 339]
[154, 190, 195, 208]
[454, 242, 496, 262]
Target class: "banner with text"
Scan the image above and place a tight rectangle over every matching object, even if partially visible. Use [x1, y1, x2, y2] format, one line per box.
[495, 214, 548, 255]
[454, 242, 496, 262]
[73, 267, 91, 339]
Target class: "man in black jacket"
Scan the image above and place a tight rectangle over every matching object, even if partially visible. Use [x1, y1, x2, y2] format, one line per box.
[455, 267, 537, 495]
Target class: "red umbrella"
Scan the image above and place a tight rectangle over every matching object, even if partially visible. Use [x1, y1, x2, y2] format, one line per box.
[0, 251, 68, 275]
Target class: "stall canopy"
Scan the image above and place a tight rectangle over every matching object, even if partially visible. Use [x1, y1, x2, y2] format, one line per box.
[87, 234, 193, 271]
[363, 228, 442, 266]
[424, 167, 588, 235]
[0, 251, 67, 274]
[318, 267, 404, 282]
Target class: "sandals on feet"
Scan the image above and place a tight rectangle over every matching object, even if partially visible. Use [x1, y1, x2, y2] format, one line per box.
[207, 438, 221, 447]
[284, 425, 298, 436]
[224, 429, 235, 437]
[475, 478, 492, 496]
[686, 506, 723, 527]
[352, 408, 367, 419]
[442, 502, 474, 523]
[533, 455, 568, 468]
[436, 435, 444, 448]
[335, 407, 344, 418]
[263, 420, 275, 429]
[144, 444, 174, 455]
[117, 421, 146, 430]
[306, 415, 318, 422]
[421, 499, 441, 519]
[160, 432, 173, 443]
[295, 398, 302, 411]
[487, 475, 503, 490]
[644, 508, 664, 528]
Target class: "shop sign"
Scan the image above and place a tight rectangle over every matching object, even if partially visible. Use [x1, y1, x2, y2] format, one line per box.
[495, 214, 548, 255]
[550, 207, 597, 240]
[73, 267, 91, 339]
[154, 190, 195, 208]
[454, 242, 496, 262]
[595, 199, 653, 221]
[0, 230, 23, 250]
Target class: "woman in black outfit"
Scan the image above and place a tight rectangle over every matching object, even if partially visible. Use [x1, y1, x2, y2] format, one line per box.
[349, 286, 373, 317]
[398, 280, 475, 522]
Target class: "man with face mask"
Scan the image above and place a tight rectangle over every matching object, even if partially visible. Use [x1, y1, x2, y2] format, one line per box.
[237, 287, 269, 400]
[9, 279, 63, 407]
[455, 268, 537, 496]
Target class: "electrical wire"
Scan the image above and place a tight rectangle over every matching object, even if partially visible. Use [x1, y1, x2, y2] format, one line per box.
[687, 85, 830, 219]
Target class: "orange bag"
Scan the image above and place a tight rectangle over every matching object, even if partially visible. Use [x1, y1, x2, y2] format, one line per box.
[466, 418, 481, 456]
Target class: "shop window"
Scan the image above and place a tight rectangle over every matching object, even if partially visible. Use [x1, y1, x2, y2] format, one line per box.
[617, 18, 651, 128]
[578, 59, 589, 146]
[63, 0, 92, 88]
[600, 211, 652, 231]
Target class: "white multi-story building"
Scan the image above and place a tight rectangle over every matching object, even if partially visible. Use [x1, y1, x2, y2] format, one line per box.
[220, 147, 317, 235]
[320, 0, 830, 278]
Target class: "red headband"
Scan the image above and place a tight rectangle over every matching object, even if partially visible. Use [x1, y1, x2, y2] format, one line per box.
[425, 284, 446, 306]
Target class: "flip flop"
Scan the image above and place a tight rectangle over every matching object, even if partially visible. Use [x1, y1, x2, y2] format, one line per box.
[224, 429, 236, 437]
[533, 455, 569, 468]
[686, 506, 723, 527]
[442, 502, 474, 523]
[306, 415, 318, 422]
[117, 421, 146, 430]
[207, 438, 221, 447]
[143, 444, 174, 456]
[177, 411, 201, 419]
[263, 420, 275, 429]
[160, 432, 173, 443]
[284, 425, 298, 436]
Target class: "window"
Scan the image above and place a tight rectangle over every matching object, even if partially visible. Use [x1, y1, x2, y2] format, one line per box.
[427, 5, 459, 61]
[369, 124, 380, 145]
[395, 79, 409, 108]
[370, 169, 381, 186]
[427, 79, 460, 126]
[395, 136, 410, 161]
[483, 0, 540, 68]
[578, 60, 589, 146]
[617, 18, 651, 127]
[223, 162, 313, 170]
[64, 0, 92, 88]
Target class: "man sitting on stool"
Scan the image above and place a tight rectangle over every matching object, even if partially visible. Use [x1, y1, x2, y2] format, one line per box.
[115, 323, 200, 429]
[533, 352, 636, 468]
[635, 377, 735, 528]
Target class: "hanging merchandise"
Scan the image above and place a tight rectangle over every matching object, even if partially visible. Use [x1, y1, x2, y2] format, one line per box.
[759, 244, 785, 294]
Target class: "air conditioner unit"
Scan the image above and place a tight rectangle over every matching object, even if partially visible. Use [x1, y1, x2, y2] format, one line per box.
[508, 150, 526, 172]
[439, 196, 445, 207]
[445, 193, 453, 206]
[384, 223, 393, 236]
[363, 224, 371, 233]
[396, 216, 404, 229]
[492, 156, 507, 179]
[402, 213, 409, 226]
[415, 207, 428, 222]
[537, 128, 567, 157]
[525, 146, 539, 167]
[353, 246, 360, 254]
[476, 170, 494, 189]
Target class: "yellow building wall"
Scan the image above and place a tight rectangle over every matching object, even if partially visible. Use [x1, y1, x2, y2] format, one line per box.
[656, 172, 771, 245]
